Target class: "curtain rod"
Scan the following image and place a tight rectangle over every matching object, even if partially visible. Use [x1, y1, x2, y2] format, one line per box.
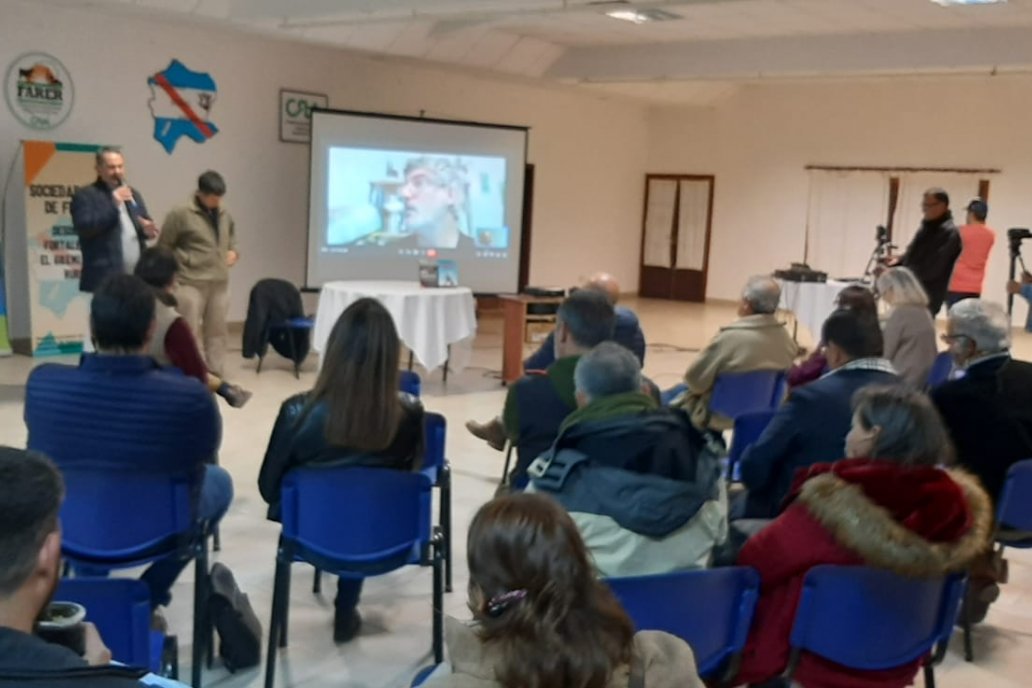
[806, 165, 1001, 174]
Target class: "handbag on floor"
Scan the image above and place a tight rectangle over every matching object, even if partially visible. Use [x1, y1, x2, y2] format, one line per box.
[208, 562, 262, 672]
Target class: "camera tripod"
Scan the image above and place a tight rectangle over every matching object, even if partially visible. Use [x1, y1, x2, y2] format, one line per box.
[1008, 237, 1029, 317]
[861, 225, 895, 283]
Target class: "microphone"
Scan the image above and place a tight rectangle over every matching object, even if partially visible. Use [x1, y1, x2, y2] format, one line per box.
[113, 175, 137, 211]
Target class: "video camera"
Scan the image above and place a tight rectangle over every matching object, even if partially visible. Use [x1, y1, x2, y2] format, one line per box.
[1007, 228, 1032, 315]
[1009, 227, 1032, 250]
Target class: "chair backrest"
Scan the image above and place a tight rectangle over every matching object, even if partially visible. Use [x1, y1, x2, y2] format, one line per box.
[400, 370, 422, 397]
[55, 578, 154, 670]
[709, 370, 786, 420]
[788, 566, 962, 672]
[60, 468, 195, 564]
[927, 352, 954, 389]
[997, 459, 1032, 531]
[281, 466, 433, 573]
[421, 412, 446, 474]
[606, 567, 760, 678]
[727, 410, 777, 481]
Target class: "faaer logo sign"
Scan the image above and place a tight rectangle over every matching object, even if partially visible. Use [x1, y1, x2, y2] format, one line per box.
[5, 52, 74, 130]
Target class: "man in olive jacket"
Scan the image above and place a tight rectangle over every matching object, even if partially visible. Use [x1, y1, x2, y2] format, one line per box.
[159, 171, 239, 376]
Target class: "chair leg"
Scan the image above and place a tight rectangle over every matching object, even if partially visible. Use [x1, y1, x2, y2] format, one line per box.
[432, 542, 444, 664]
[191, 542, 210, 688]
[212, 527, 221, 553]
[313, 568, 322, 594]
[961, 591, 974, 662]
[257, 354, 264, 374]
[924, 663, 936, 688]
[279, 563, 292, 649]
[443, 346, 450, 384]
[441, 464, 453, 593]
[265, 555, 290, 688]
[408, 351, 414, 371]
[287, 329, 299, 380]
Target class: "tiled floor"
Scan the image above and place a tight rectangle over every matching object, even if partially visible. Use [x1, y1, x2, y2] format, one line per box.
[1, 297, 1030, 687]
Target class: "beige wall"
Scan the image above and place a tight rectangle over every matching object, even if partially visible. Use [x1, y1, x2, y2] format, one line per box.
[0, 1, 649, 321]
[648, 76, 1031, 318]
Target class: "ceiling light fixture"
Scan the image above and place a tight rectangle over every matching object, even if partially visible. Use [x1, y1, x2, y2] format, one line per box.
[605, 8, 682, 24]
[930, 0, 1006, 6]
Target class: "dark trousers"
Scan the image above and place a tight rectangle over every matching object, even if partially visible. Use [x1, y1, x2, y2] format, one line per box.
[946, 291, 980, 309]
[336, 577, 364, 618]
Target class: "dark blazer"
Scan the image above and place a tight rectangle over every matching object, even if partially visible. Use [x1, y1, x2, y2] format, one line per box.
[523, 305, 646, 371]
[932, 355, 1032, 505]
[901, 215, 962, 315]
[739, 366, 901, 518]
[70, 179, 150, 293]
[24, 355, 220, 500]
[258, 391, 424, 520]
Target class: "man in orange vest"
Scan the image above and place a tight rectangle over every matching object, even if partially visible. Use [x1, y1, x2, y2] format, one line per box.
[946, 199, 996, 309]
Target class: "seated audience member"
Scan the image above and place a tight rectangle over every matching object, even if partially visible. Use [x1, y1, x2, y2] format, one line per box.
[678, 275, 797, 430]
[258, 297, 424, 644]
[523, 272, 646, 371]
[466, 290, 615, 487]
[738, 309, 898, 519]
[528, 343, 727, 577]
[134, 247, 251, 408]
[877, 267, 938, 388]
[24, 275, 229, 611]
[787, 285, 877, 389]
[736, 386, 991, 688]
[425, 492, 704, 688]
[0, 447, 152, 686]
[932, 299, 1032, 504]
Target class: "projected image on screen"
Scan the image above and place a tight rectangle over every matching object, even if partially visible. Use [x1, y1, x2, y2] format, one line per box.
[326, 148, 509, 256]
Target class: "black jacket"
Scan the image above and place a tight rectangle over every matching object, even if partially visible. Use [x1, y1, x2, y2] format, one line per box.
[242, 278, 307, 360]
[70, 179, 149, 293]
[932, 355, 1032, 505]
[258, 391, 425, 520]
[0, 627, 144, 687]
[901, 214, 962, 315]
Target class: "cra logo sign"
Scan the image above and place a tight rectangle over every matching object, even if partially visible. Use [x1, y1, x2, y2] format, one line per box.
[280, 89, 327, 143]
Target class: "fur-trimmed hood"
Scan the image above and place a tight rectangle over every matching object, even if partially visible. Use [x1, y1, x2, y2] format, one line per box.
[796, 460, 992, 577]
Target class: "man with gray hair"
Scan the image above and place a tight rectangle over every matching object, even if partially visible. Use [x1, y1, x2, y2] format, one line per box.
[678, 275, 798, 430]
[932, 298, 1032, 622]
[529, 342, 727, 576]
[933, 299, 1032, 505]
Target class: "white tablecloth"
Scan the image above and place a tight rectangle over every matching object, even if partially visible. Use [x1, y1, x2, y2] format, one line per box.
[778, 279, 864, 340]
[313, 280, 477, 372]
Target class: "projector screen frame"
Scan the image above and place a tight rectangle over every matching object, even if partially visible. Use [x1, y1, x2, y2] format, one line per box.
[304, 106, 530, 297]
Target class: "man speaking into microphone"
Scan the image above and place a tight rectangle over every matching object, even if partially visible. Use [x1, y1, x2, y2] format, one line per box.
[71, 147, 159, 350]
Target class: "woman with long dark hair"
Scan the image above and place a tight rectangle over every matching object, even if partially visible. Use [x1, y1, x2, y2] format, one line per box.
[425, 493, 702, 688]
[258, 297, 424, 642]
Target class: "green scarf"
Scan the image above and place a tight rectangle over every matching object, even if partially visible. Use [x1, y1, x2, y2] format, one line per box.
[559, 391, 658, 433]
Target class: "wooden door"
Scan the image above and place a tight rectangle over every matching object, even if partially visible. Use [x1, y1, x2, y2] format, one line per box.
[638, 174, 714, 302]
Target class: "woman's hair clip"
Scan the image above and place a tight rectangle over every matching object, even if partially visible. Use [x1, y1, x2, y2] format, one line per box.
[486, 589, 528, 618]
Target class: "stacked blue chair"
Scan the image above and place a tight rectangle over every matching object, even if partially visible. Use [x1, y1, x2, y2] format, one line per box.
[59, 468, 214, 687]
[55, 578, 177, 677]
[709, 370, 787, 420]
[606, 567, 760, 685]
[266, 467, 444, 688]
[421, 412, 453, 592]
[961, 458, 1032, 661]
[400, 370, 422, 397]
[726, 410, 776, 482]
[785, 566, 966, 688]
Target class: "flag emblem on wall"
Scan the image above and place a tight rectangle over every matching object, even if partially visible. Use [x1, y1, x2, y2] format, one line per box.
[147, 59, 218, 153]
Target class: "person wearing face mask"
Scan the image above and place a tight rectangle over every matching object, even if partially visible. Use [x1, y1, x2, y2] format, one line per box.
[735, 386, 991, 688]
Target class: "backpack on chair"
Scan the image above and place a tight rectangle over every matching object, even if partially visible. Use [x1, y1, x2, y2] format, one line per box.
[208, 562, 262, 672]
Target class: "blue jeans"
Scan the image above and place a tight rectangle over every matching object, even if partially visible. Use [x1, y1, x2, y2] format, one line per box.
[140, 465, 234, 608]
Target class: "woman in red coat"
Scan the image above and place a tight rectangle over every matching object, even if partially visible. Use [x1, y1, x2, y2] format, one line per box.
[736, 385, 992, 688]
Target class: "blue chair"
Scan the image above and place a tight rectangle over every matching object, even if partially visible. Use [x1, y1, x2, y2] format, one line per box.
[260, 317, 313, 380]
[726, 410, 776, 482]
[785, 566, 965, 688]
[59, 468, 213, 688]
[961, 459, 1032, 660]
[709, 370, 787, 421]
[265, 467, 444, 688]
[55, 578, 177, 677]
[313, 411, 452, 594]
[400, 370, 422, 397]
[927, 352, 955, 389]
[606, 567, 760, 683]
